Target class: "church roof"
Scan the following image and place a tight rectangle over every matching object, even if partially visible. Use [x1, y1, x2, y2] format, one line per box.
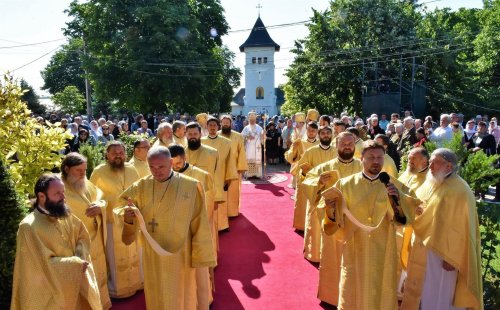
[232, 88, 285, 106]
[239, 17, 280, 52]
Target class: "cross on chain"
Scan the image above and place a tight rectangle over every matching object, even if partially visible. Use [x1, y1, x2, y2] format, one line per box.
[148, 218, 159, 233]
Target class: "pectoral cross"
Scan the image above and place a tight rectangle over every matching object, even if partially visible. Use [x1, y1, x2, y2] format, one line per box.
[148, 218, 159, 233]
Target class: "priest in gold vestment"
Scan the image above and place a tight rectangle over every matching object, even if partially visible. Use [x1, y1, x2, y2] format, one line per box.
[219, 115, 248, 217]
[170, 144, 215, 306]
[129, 138, 151, 178]
[286, 122, 320, 230]
[323, 141, 419, 310]
[89, 141, 142, 298]
[173, 120, 188, 148]
[401, 149, 483, 310]
[396, 147, 429, 299]
[120, 146, 216, 310]
[11, 174, 101, 310]
[302, 132, 362, 305]
[153, 122, 174, 147]
[185, 122, 219, 251]
[62, 153, 111, 309]
[298, 126, 338, 262]
[202, 117, 236, 231]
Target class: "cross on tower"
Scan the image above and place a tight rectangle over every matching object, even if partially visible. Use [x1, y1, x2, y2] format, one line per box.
[256, 3, 262, 16]
[148, 218, 159, 233]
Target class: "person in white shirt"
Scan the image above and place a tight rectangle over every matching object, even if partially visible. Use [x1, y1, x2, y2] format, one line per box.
[429, 114, 453, 147]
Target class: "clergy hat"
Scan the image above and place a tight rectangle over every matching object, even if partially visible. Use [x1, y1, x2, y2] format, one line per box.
[307, 109, 320, 122]
[196, 113, 208, 125]
[248, 111, 257, 120]
[295, 112, 306, 123]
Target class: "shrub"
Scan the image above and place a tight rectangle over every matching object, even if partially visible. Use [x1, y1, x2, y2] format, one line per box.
[0, 160, 27, 308]
[0, 75, 72, 198]
[78, 143, 105, 179]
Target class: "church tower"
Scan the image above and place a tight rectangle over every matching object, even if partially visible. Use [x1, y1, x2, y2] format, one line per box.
[239, 16, 280, 116]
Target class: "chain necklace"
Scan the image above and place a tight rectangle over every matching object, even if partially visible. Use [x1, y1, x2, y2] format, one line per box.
[149, 172, 174, 233]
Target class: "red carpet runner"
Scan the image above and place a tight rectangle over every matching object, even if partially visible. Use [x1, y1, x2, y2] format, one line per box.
[111, 173, 332, 309]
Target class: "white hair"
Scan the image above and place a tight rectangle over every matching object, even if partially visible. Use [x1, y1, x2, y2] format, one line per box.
[432, 148, 458, 172]
[404, 117, 414, 124]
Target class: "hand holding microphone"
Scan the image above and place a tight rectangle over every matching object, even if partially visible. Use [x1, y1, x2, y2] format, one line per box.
[379, 172, 406, 224]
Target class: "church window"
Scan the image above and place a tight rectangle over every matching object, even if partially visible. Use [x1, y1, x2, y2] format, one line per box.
[252, 57, 256, 64]
[264, 57, 268, 63]
[258, 57, 262, 64]
[256, 87, 264, 99]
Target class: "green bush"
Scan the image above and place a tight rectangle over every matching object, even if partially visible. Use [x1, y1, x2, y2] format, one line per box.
[477, 201, 500, 309]
[0, 160, 27, 308]
[118, 132, 154, 161]
[461, 151, 500, 195]
[78, 143, 105, 179]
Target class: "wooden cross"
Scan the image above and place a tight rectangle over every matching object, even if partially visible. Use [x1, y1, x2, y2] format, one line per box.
[256, 3, 262, 16]
[148, 218, 159, 233]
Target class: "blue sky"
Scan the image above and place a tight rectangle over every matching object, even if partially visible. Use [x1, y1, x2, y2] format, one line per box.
[0, 0, 484, 95]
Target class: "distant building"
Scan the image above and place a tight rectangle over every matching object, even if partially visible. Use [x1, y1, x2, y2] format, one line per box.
[232, 16, 284, 116]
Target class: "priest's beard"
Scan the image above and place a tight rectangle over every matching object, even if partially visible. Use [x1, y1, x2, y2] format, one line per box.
[188, 138, 201, 150]
[426, 170, 448, 187]
[221, 126, 232, 135]
[320, 137, 332, 147]
[161, 137, 172, 145]
[109, 157, 125, 171]
[44, 197, 70, 218]
[338, 149, 354, 161]
[66, 174, 87, 194]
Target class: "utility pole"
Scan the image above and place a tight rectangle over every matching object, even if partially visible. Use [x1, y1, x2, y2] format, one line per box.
[83, 41, 92, 119]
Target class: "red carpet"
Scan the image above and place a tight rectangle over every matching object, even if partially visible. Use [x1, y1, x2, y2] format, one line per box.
[112, 173, 333, 309]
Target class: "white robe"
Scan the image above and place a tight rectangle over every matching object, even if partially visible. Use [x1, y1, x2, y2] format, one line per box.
[241, 124, 263, 178]
[421, 249, 465, 310]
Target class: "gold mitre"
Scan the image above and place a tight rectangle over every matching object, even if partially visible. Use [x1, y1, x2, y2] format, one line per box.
[307, 109, 320, 122]
[196, 113, 208, 124]
[248, 111, 257, 120]
[295, 112, 306, 123]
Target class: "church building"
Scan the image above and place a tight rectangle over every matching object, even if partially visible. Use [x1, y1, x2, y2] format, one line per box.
[231, 16, 285, 116]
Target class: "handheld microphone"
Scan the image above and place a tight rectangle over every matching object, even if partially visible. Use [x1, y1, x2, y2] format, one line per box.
[379, 172, 399, 207]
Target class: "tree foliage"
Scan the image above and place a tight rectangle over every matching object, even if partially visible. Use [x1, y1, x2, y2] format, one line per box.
[52, 85, 87, 115]
[20, 79, 45, 115]
[63, 0, 240, 114]
[0, 75, 72, 198]
[41, 38, 86, 96]
[283, 0, 499, 118]
[283, 0, 420, 116]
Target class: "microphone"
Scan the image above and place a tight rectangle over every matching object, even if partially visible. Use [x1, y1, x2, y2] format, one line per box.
[379, 172, 399, 207]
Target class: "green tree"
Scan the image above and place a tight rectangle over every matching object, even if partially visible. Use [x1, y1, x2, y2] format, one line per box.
[64, 0, 240, 113]
[0, 75, 72, 198]
[20, 79, 45, 115]
[41, 38, 86, 96]
[0, 159, 27, 309]
[52, 85, 86, 115]
[283, 0, 420, 116]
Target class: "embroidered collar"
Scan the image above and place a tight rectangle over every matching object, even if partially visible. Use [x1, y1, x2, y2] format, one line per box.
[319, 144, 331, 150]
[208, 135, 218, 140]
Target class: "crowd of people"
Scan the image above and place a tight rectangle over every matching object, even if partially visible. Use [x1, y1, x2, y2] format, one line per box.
[10, 108, 488, 310]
